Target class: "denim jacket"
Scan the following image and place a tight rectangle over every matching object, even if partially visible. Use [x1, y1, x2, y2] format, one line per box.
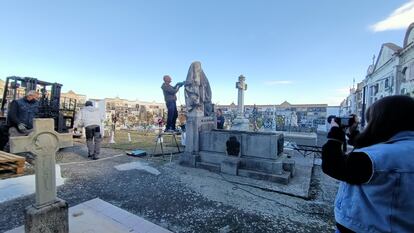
[335, 131, 414, 233]
[15, 98, 39, 129]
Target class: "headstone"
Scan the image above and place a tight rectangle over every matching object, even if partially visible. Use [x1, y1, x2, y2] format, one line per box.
[96, 99, 106, 136]
[231, 75, 250, 131]
[262, 108, 276, 132]
[109, 131, 116, 144]
[289, 111, 298, 127]
[10, 118, 73, 233]
[251, 105, 259, 132]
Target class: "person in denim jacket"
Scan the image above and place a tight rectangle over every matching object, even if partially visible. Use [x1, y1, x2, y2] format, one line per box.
[322, 95, 414, 233]
[7, 90, 39, 136]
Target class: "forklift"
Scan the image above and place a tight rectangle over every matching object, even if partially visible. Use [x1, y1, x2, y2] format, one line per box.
[0, 76, 77, 150]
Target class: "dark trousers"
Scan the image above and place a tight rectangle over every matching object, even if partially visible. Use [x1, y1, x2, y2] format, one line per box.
[166, 101, 178, 130]
[85, 125, 101, 156]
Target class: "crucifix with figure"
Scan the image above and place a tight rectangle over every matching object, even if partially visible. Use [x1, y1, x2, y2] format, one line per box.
[10, 118, 73, 233]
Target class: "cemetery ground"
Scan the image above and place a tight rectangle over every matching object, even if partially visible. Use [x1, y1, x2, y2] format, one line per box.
[0, 130, 339, 233]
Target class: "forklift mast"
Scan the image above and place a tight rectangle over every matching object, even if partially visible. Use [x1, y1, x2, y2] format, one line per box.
[0, 76, 77, 133]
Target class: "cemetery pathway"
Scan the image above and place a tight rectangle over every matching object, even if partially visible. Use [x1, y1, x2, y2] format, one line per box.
[0, 145, 338, 233]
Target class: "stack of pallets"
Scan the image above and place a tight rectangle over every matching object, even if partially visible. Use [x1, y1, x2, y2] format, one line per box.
[0, 151, 25, 175]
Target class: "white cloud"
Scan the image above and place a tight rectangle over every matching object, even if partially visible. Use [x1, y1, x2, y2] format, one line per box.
[336, 87, 350, 95]
[264, 80, 293, 85]
[371, 0, 414, 32]
[318, 87, 350, 106]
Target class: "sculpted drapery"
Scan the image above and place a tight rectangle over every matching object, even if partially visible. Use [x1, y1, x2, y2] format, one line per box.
[184, 61, 213, 116]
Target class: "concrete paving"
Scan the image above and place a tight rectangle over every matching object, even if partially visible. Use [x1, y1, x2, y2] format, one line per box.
[0, 143, 339, 233]
[6, 198, 172, 233]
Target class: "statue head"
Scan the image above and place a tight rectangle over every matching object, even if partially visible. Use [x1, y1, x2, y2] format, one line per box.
[193, 61, 201, 73]
[187, 62, 202, 85]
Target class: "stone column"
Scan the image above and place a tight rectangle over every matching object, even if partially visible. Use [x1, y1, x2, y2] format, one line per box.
[237, 75, 246, 115]
[179, 110, 203, 167]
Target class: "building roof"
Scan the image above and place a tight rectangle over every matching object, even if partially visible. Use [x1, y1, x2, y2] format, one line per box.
[372, 43, 402, 73]
[383, 43, 402, 52]
[280, 101, 291, 107]
[218, 103, 327, 108]
[404, 22, 414, 47]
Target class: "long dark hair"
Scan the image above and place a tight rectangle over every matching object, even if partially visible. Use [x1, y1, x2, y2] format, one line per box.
[354, 95, 414, 148]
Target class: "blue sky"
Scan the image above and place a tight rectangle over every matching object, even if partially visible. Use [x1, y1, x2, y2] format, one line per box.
[1, 0, 413, 106]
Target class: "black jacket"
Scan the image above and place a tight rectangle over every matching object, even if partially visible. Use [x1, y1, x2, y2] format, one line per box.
[322, 126, 372, 184]
[161, 83, 179, 102]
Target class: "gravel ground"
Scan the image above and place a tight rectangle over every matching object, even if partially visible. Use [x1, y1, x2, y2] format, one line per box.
[0, 144, 339, 233]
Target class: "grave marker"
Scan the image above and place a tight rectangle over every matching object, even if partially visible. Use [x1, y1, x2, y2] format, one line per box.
[10, 118, 73, 233]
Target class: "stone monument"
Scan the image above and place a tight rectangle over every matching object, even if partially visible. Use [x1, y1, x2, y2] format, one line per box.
[231, 75, 250, 131]
[180, 61, 216, 166]
[10, 118, 73, 233]
[251, 104, 259, 132]
[291, 111, 298, 127]
[285, 111, 298, 129]
[179, 65, 292, 185]
[184, 61, 213, 117]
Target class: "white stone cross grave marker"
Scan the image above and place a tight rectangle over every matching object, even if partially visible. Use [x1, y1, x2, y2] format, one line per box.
[231, 75, 250, 131]
[10, 118, 73, 207]
[236, 75, 247, 115]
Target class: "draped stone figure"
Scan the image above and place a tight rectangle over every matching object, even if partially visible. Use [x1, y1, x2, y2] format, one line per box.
[184, 61, 213, 116]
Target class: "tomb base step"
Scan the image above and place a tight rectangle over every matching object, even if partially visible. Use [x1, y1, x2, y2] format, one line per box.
[238, 169, 291, 185]
[196, 162, 220, 173]
[199, 151, 226, 164]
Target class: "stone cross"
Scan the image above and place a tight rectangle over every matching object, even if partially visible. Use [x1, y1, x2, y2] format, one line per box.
[236, 75, 247, 115]
[10, 118, 73, 207]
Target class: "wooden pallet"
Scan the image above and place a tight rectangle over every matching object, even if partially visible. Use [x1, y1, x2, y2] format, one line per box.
[0, 151, 25, 175]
